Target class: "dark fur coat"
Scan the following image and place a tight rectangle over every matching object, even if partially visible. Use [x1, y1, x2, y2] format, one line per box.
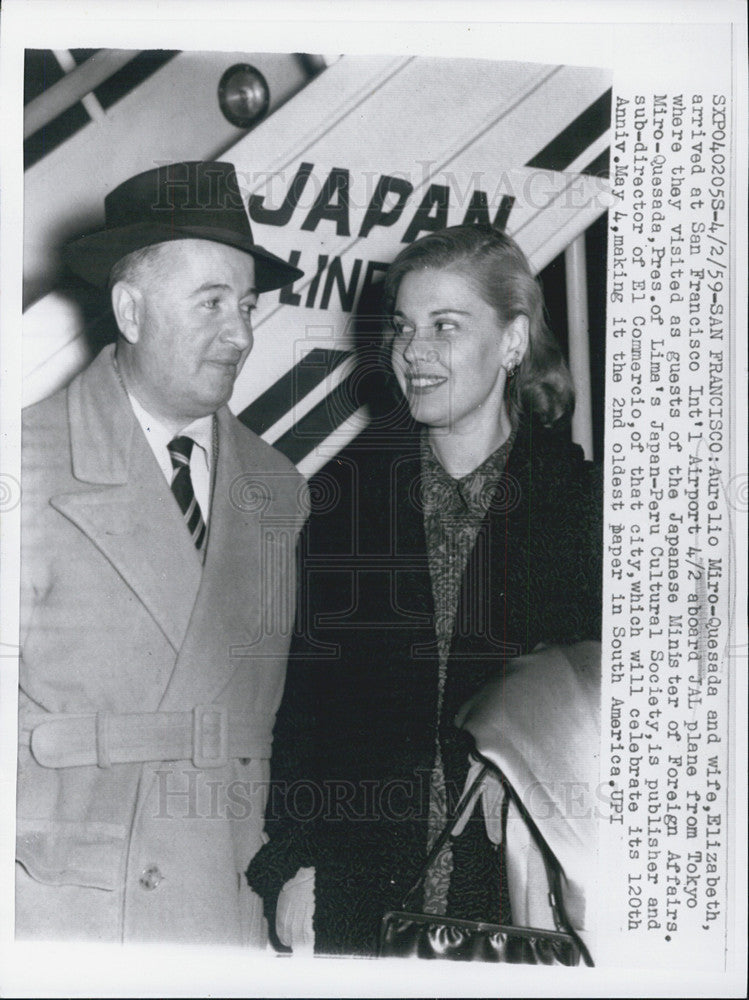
[247, 417, 602, 956]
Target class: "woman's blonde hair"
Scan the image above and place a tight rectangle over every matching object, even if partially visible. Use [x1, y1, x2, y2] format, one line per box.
[383, 225, 574, 426]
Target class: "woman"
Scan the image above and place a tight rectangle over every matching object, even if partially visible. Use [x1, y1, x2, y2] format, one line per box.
[247, 225, 602, 957]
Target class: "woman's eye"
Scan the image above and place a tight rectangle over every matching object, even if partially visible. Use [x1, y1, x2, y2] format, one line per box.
[202, 298, 220, 310]
[391, 320, 412, 337]
[435, 320, 457, 334]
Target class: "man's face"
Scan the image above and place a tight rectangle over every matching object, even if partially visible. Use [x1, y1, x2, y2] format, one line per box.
[120, 240, 257, 427]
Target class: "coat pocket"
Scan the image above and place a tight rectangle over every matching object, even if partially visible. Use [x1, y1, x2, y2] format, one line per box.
[16, 818, 127, 890]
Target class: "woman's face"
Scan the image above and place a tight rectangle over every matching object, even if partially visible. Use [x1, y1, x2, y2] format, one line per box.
[390, 266, 514, 433]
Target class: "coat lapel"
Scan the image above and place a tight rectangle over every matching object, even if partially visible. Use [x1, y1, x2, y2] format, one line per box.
[51, 345, 203, 654]
[157, 408, 271, 710]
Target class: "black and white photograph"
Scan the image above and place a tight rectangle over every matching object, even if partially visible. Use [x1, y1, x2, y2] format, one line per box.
[0, 3, 746, 997]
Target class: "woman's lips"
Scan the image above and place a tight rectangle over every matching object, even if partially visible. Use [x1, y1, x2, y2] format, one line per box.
[406, 373, 448, 394]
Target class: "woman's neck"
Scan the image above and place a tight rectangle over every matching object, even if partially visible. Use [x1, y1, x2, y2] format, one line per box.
[427, 406, 514, 478]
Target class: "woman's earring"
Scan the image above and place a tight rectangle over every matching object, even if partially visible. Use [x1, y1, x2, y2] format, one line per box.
[505, 359, 518, 378]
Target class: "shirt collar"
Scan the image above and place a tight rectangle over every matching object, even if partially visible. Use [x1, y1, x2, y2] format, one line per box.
[127, 391, 214, 465]
[420, 425, 517, 518]
[178, 413, 214, 460]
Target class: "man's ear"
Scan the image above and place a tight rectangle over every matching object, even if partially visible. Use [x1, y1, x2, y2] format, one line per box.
[502, 314, 529, 369]
[111, 281, 143, 344]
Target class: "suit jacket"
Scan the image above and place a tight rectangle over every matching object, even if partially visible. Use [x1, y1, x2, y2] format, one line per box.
[16, 344, 307, 945]
[247, 418, 602, 956]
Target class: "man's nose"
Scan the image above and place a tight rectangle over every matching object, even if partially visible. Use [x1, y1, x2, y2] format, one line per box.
[223, 308, 254, 350]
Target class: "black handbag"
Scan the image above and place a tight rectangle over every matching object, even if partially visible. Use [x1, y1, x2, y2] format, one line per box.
[379, 762, 594, 966]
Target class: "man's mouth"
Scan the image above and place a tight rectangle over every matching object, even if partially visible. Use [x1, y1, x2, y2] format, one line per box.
[207, 356, 241, 368]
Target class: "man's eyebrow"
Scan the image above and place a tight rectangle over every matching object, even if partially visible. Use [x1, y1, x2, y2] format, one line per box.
[191, 282, 258, 297]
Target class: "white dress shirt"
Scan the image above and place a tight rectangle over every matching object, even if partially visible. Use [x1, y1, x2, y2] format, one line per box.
[127, 393, 213, 525]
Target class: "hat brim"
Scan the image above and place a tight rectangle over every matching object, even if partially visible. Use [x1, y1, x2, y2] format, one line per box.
[63, 222, 304, 293]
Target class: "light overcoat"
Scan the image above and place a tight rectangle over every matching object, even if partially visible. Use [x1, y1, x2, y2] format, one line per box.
[17, 344, 307, 945]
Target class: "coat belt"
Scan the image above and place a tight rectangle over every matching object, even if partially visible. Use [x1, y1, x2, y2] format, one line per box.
[22, 706, 271, 769]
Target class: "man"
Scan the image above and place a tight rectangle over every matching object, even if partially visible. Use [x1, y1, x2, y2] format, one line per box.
[16, 161, 308, 946]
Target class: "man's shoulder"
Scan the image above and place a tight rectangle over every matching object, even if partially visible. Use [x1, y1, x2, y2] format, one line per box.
[219, 413, 308, 530]
[21, 385, 75, 506]
[22, 383, 68, 431]
[22, 346, 114, 441]
[22, 384, 71, 465]
[222, 410, 303, 480]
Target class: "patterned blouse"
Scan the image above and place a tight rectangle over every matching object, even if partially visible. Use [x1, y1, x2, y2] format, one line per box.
[419, 425, 517, 914]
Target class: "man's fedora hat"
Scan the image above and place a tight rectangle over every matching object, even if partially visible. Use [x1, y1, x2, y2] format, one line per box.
[63, 160, 304, 292]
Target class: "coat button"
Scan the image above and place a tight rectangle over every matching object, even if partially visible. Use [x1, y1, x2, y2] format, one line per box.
[139, 864, 164, 891]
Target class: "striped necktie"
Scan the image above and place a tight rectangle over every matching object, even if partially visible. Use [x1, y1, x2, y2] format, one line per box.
[167, 436, 207, 552]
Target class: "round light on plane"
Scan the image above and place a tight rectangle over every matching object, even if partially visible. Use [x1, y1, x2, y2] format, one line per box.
[218, 64, 270, 129]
